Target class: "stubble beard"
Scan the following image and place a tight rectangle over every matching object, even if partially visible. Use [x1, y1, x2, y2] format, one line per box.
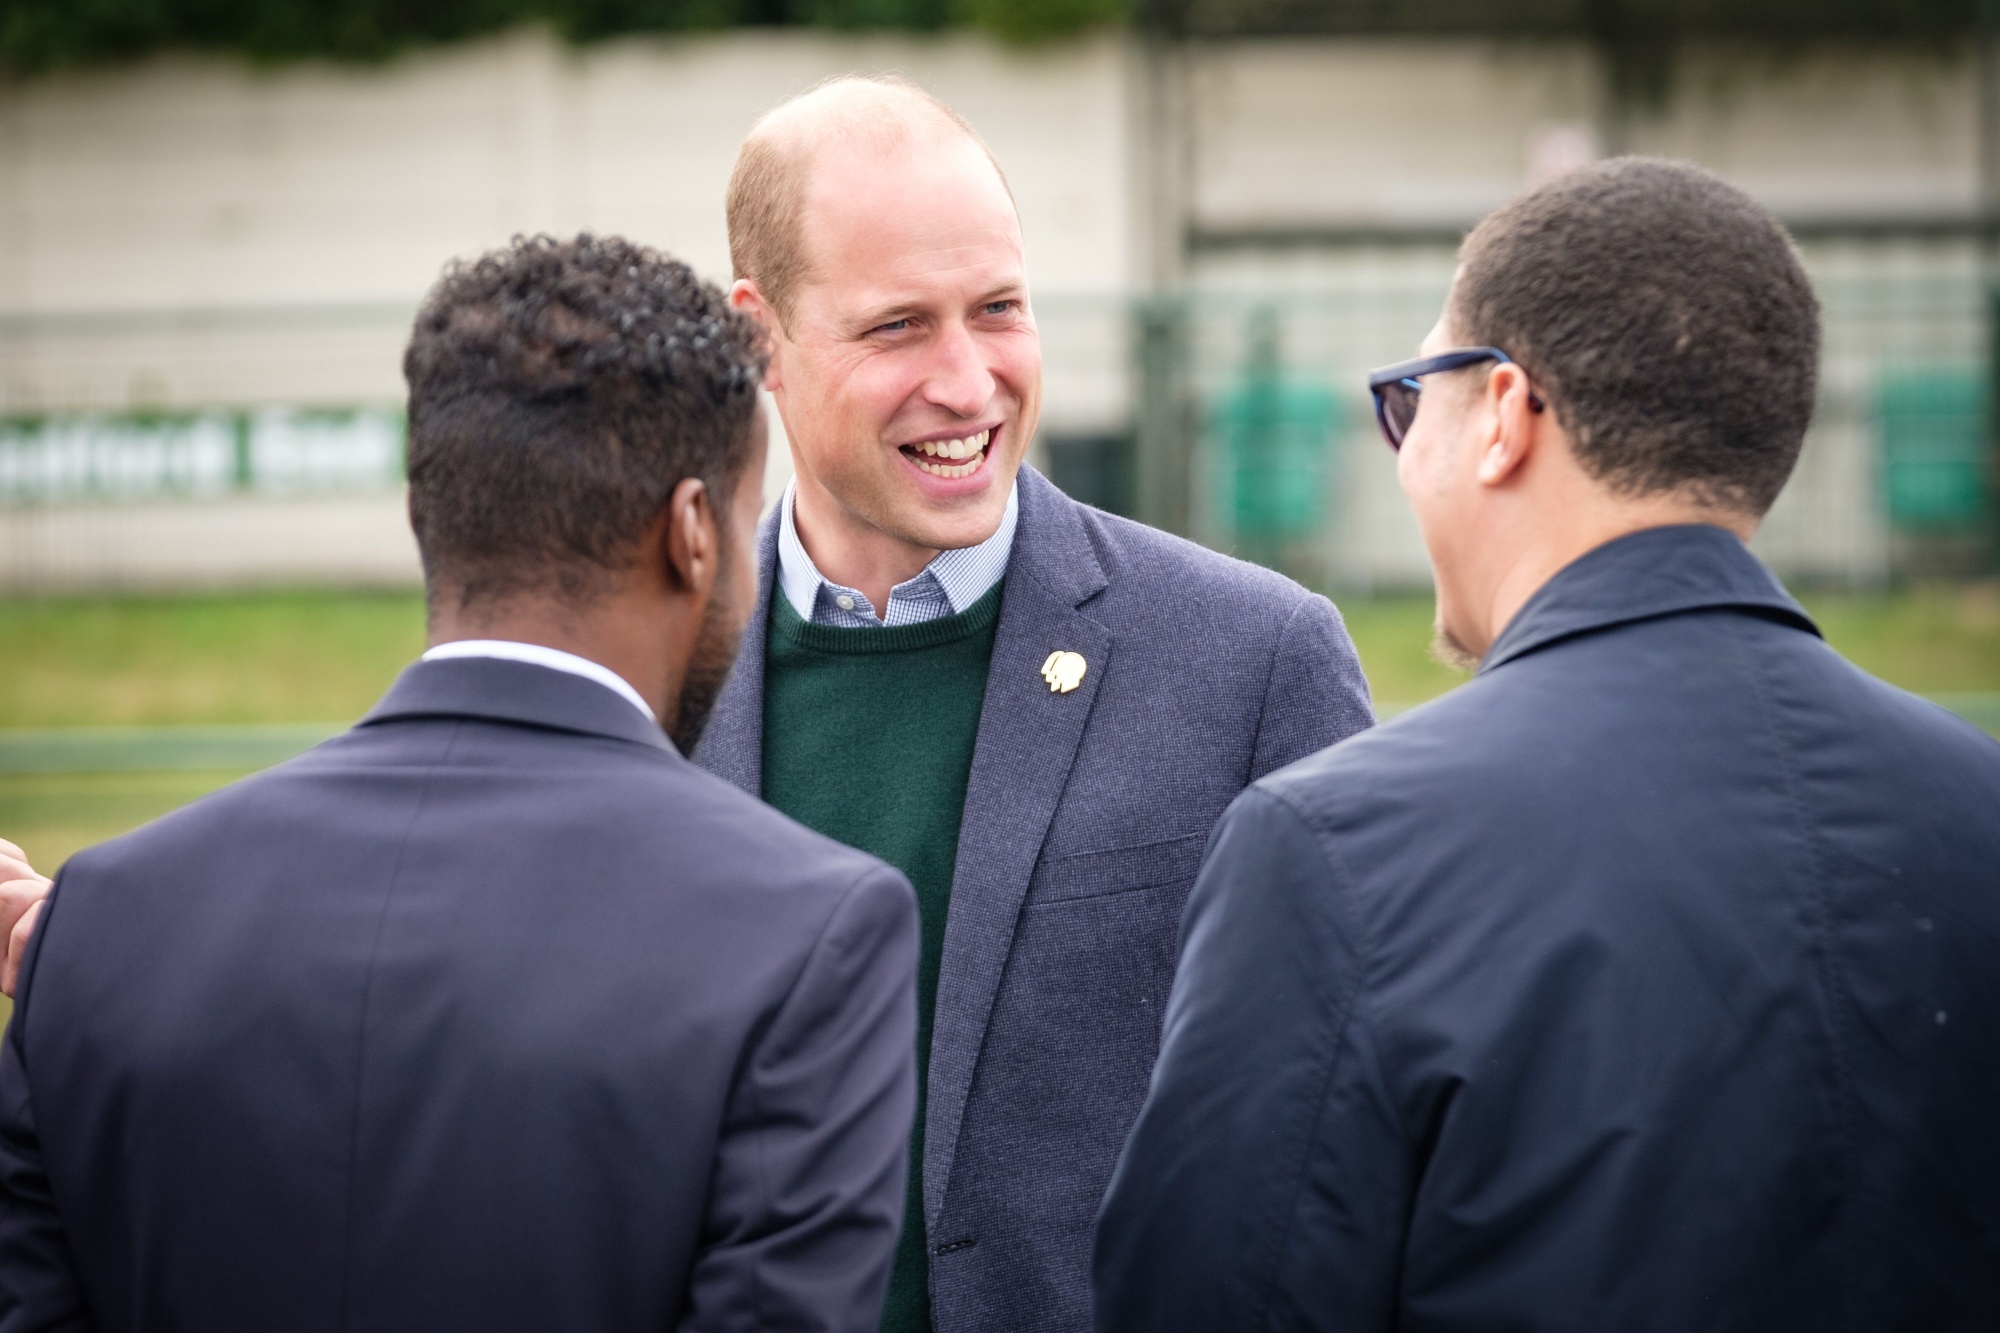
[1429, 605, 1481, 673]
[668, 555, 747, 756]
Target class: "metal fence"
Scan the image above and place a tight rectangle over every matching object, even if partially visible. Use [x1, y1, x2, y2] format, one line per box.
[4, 237, 1992, 591]
[1073, 236, 1995, 589]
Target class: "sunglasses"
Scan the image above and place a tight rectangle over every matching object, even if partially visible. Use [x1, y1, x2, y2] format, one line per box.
[1366, 347, 1543, 450]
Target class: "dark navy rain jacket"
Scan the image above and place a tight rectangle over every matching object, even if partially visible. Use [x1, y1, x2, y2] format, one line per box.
[1095, 523, 2000, 1333]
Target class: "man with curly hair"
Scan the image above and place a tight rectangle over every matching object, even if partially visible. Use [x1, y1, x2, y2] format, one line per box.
[0, 235, 921, 1333]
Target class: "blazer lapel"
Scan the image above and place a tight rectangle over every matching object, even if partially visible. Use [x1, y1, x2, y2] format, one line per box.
[924, 467, 1111, 1220]
[692, 503, 782, 797]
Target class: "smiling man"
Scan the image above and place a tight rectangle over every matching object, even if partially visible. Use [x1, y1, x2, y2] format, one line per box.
[695, 78, 1375, 1333]
[0, 75, 1371, 1333]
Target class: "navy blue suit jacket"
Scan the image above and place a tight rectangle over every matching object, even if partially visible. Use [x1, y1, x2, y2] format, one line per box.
[0, 657, 920, 1333]
[1095, 524, 2000, 1332]
[696, 466, 1375, 1333]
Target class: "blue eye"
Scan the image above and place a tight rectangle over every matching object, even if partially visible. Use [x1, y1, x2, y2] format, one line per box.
[984, 302, 1012, 316]
[876, 319, 910, 334]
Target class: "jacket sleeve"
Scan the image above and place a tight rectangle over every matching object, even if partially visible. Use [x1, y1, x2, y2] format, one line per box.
[1093, 788, 1406, 1333]
[1249, 594, 1374, 781]
[0, 873, 92, 1333]
[680, 864, 920, 1333]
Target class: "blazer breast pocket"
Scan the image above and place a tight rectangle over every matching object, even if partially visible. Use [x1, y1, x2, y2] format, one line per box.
[1027, 830, 1209, 907]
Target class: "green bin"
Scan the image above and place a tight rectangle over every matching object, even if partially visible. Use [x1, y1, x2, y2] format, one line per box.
[1208, 308, 1341, 549]
[1877, 370, 1989, 532]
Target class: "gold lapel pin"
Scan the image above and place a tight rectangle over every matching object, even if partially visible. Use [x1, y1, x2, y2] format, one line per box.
[1041, 650, 1087, 694]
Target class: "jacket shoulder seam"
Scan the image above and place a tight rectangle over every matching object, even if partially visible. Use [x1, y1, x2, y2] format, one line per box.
[1229, 786, 1386, 1325]
[338, 718, 462, 1331]
[1730, 630, 1860, 1331]
[730, 859, 901, 1326]
[1246, 596, 1326, 778]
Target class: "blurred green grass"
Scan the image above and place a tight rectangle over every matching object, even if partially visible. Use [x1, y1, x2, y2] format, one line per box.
[0, 589, 427, 729]
[1, 771, 260, 873]
[1341, 580, 2000, 706]
[0, 588, 424, 878]
[2, 581, 1997, 880]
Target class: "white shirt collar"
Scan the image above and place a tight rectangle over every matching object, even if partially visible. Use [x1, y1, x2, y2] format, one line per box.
[777, 479, 1018, 625]
[419, 640, 658, 726]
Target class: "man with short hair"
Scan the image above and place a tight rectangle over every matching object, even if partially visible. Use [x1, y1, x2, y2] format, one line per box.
[703, 77, 1374, 1333]
[0, 235, 920, 1332]
[1093, 158, 2000, 1331]
[0, 76, 1371, 1333]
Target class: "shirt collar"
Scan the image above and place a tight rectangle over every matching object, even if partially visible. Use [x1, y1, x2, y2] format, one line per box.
[1480, 523, 1820, 674]
[776, 478, 1019, 624]
[420, 639, 658, 727]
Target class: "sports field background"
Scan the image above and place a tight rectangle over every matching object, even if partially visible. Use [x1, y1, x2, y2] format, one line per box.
[5, 581, 1998, 881]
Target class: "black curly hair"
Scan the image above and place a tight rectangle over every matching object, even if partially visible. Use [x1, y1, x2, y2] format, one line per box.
[403, 233, 768, 609]
[1452, 158, 1820, 515]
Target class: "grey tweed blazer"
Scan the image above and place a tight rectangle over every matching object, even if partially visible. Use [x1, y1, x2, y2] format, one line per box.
[696, 464, 1374, 1333]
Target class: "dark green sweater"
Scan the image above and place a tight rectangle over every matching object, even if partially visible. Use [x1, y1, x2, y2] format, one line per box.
[761, 583, 1003, 1333]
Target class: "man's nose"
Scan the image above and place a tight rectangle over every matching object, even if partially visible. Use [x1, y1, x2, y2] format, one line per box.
[922, 321, 998, 418]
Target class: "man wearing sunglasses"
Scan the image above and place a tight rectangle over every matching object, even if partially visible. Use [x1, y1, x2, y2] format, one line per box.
[1096, 157, 2000, 1331]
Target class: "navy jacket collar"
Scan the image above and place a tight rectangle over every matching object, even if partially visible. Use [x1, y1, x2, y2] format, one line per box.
[1482, 523, 1819, 675]
[361, 656, 676, 756]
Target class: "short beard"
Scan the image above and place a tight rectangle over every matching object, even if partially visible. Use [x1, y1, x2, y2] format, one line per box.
[667, 556, 746, 756]
[1428, 607, 1481, 674]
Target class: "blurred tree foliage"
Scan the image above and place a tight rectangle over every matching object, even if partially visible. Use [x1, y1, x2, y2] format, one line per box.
[0, 0, 1979, 78]
[1152, 0, 1984, 104]
[0, 0, 1122, 72]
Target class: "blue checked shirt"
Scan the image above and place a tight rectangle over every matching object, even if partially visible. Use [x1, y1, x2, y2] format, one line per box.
[776, 480, 1018, 628]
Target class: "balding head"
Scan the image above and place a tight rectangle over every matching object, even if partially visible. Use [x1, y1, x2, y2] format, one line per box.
[724, 73, 1038, 585]
[727, 75, 1013, 326]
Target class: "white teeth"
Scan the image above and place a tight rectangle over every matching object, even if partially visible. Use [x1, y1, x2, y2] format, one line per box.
[914, 455, 981, 478]
[908, 430, 991, 472]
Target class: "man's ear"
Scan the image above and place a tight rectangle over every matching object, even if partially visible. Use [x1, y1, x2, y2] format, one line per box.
[662, 476, 718, 595]
[730, 280, 784, 392]
[1476, 363, 1541, 488]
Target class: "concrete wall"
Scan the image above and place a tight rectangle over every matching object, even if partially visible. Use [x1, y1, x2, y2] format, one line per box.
[0, 29, 1130, 590]
[1181, 41, 1981, 587]
[0, 494, 419, 591]
[1185, 40, 1977, 232]
[1189, 41, 1605, 232]
[0, 28, 1131, 421]
[1, 32, 1984, 591]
